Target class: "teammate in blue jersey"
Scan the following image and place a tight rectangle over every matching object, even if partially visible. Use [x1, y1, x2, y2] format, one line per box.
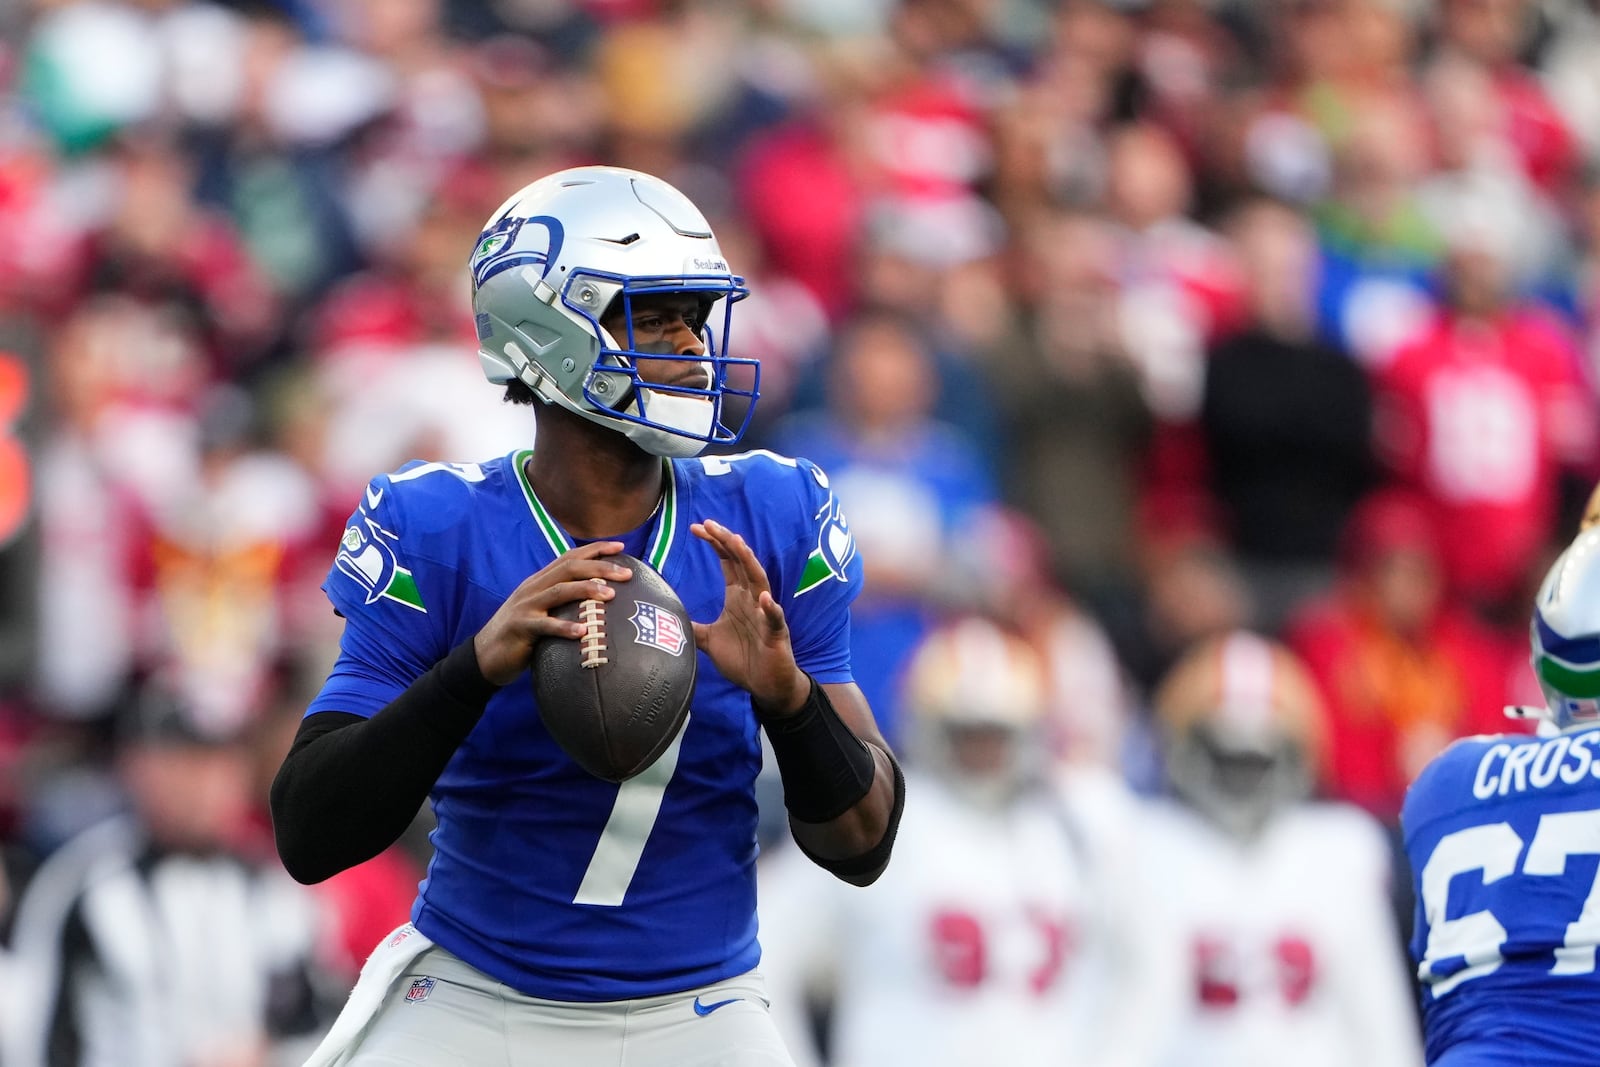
[1403, 527, 1600, 1066]
[269, 166, 905, 1067]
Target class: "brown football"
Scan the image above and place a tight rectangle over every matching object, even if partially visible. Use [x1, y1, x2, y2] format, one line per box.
[532, 553, 697, 782]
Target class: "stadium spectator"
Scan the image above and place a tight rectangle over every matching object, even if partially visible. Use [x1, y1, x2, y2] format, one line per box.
[1284, 487, 1522, 823]
[769, 308, 999, 747]
[1200, 197, 1376, 633]
[1371, 210, 1596, 620]
[982, 209, 1153, 617]
[953, 507, 1141, 775]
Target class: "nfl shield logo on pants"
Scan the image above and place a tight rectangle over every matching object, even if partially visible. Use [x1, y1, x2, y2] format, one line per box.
[405, 977, 436, 1003]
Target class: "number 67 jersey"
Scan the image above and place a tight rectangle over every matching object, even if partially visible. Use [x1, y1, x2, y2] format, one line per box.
[1403, 725, 1600, 1065]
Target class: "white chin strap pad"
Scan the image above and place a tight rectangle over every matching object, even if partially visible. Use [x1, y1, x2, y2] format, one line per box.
[622, 390, 714, 457]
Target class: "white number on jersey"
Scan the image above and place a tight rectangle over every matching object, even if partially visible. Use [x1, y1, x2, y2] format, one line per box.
[700, 449, 800, 477]
[389, 461, 487, 484]
[1423, 366, 1537, 502]
[571, 714, 691, 907]
[1418, 808, 1600, 996]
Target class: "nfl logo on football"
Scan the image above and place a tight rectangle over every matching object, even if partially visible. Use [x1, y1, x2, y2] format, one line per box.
[631, 602, 686, 656]
[405, 977, 436, 1004]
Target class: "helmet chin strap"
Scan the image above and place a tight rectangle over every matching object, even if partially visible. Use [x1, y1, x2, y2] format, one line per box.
[623, 391, 714, 457]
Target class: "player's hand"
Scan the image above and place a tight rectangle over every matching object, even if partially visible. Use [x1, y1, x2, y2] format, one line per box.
[473, 542, 633, 686]
[691, 519, 810, 716]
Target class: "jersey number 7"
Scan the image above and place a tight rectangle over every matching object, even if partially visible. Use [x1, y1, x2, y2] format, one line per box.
[571, 714, 691, 907]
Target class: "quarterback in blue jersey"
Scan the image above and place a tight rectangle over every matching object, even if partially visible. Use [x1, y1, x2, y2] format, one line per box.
[270, 166, 904, 1067]
[1403, 527, 1600, 1066]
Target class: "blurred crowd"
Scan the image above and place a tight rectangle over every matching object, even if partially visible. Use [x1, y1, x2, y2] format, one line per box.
[1, 0, 1599, 1063]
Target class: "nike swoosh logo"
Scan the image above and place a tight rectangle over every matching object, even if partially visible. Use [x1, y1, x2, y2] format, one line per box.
[365, 485, 385, 510]
[692, 996, 740, 1017]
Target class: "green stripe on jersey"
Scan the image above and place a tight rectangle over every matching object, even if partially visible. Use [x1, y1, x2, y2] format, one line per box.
[514, 450, 677, 571]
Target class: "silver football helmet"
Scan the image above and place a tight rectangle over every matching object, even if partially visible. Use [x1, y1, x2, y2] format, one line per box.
[1523, 531, 1600, 731]
[469, 166, 758, 457]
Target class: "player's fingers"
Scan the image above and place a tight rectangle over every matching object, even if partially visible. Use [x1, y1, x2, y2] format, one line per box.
[528, 616, 587, 641]
[692, 521, 747, 589]
[703, 520, 766, 594]
[690, 521, 732, 563]
[692, 520, 736, 561]
[530, 577, 616, 615]
[565, 540, 632, 573]
[564, 539, 628, 560]
[758, 590, 788, 635]
[542, 551, 631, 587]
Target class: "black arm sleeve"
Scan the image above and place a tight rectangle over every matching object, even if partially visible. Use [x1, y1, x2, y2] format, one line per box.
[269, 639, 500, 884]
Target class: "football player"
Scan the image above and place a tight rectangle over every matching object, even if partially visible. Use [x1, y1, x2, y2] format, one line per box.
[757, 615, 1182, 1067]
[1404, 529, 1600, 1065]
[1140, 632, 1424, 1067]
[269, 166, 904, 1066]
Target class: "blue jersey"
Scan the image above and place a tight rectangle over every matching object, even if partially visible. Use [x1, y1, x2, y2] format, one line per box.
[1402, 726, 1600, 1065]
[308, 448, 862, 1002]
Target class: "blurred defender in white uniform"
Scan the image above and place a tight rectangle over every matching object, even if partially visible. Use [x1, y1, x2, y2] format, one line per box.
[758, 615, 1181, 1067]
[1140, 632, 1423, 1067]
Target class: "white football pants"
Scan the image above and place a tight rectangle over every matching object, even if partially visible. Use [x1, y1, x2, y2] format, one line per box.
[336, 942, 796, 1067]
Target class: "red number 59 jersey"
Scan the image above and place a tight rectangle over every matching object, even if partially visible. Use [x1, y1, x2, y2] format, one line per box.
[1137, 799, 1423, 1067]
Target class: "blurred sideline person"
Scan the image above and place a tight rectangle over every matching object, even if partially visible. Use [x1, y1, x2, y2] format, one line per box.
[3, 683, 334, 1067]
[269, 166, 903, 1066]
[758, 615, 1180, 1067]
[1403, 528, 1600, 1065]
[1140, 632, 1424, 1067]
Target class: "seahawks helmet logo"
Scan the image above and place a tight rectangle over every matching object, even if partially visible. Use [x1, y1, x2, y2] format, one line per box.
[471, 232, 510, 263]
[470, 214, 565, 289]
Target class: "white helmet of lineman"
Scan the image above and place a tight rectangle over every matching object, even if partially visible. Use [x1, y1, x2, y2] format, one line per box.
[901, 615, 1050, 808]
[469, 165, 758, 458]
[1154, 631, 1326, 840]
[1521, 530, 1600, 731]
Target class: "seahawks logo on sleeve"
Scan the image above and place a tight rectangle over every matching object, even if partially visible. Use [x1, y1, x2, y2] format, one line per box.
[334, 487, 427, 613]
[794, 463, 856, 598]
